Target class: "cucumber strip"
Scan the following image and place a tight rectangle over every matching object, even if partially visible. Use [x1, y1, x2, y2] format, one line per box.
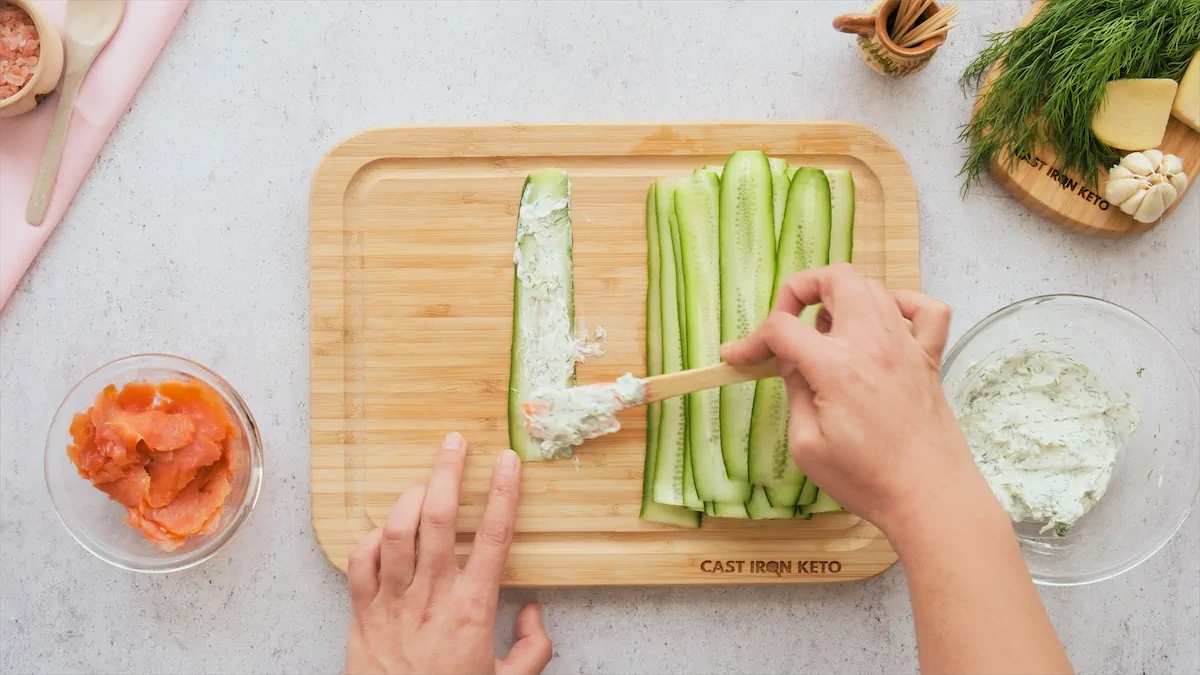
[798, 169, 855, 325]
[660, 181, 705, 512]
[747, 375, 792, 495]
[826, 170, 856, 264]
[508, 169, 578, 462]
[786, 166, 798, 180]
[704, 501, 716, 517]
[746, 485, 796, 519]
[768, 157, 790, 241]
[791, 170, 857, 517]
[754, 159, 795, 505]
[755, 158, 792, 505]
[644, 183, 663, 498]
[673, 172, 750, 504]
[700, 165, 724, 179]
[710, 501, 749, 519]
[718, 151, 776, 483]
[747, 168, 832, 502]
[801, 490, 843, 515]
[766, 481, 804, 509]
[639, 184, 700, 528]
[651, 181, 688, 506]
[797, 478, 819, 507]
[794, 167, 834, 270]
[683, 436, 703, 510]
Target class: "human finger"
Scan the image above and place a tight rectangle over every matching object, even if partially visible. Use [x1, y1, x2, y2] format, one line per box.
[864, 278, 907, 334]
[892, 290, 953, 360]
[379, 484, 427, 596]
[721, 309, 824, 366]
[416, 432, 469, 580]
[784, 373, 822, 456]
[496, 603, 553, 675]
[722, 312, 840, 390]
[772, 264, 881, 333]
[723, 264, 873, 366]
[816, 305, 832, 333]
[347, 527, 383, 613]
[462, 449, 521, 597]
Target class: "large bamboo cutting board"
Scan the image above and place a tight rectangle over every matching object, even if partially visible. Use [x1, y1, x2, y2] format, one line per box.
[310, 123, 919, 586]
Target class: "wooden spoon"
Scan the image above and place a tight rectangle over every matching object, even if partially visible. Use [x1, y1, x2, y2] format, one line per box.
[642, 359, 781, 404]
[26, 0, 125, 226]
[520, 359, 781, 441]
[522, 358, 781, 425]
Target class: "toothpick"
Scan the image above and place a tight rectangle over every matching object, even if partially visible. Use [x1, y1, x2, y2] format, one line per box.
[898, 4, 958, 46]
[892, 0, 932, 44]
[909, 3, 956, 38]
[899, 21, 958, 48]
[890, 0, 915, 40]
[895, 0, 919, 30]
[902, 6, 956, 41]
[891, 0, 924, 42]
[903, 0, 930, 29]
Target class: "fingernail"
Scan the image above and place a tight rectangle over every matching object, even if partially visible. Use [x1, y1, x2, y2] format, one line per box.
[499, 449, 519, 475]
[443, 432, 466, 451]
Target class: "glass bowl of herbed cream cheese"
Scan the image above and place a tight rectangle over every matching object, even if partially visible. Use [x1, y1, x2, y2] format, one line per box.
[941, 294, 1199, 586]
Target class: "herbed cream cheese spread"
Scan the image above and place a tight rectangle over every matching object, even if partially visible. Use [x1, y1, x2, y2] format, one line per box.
[955, 348, 1137, 535]
[525, 374, 647, 452]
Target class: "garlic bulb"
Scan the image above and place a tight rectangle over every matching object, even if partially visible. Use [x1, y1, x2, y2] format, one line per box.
[1105, 150, 1189, 223]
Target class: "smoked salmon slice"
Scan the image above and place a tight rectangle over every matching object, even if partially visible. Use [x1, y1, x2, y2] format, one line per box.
[104, 410, 195, 454]
[142, 460, 232, 537]
[96, 467, 150, 509]
[145, 434, 222, 508]
[115, 382, 157, 412]
[65, 379, 240, 551]
[68, 413, 144, 484]
[157, 381, 238, 442]
[124, 509, 188, 551]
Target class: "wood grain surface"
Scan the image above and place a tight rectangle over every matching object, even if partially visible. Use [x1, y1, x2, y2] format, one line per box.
[309, 122, 919, 586]
[974, 2, 1200, 237]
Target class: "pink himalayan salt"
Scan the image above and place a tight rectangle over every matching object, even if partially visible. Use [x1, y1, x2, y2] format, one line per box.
[0, 1, 40, 100]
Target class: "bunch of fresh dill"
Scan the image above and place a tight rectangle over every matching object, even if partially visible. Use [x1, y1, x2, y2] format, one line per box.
[958, 0, 1200, 194]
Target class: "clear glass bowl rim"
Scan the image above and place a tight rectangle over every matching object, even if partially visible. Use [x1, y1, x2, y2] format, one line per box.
[44, 353, 264, 573]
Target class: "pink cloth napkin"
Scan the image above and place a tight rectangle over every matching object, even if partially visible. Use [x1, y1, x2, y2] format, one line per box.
[0, 0, 188, 310]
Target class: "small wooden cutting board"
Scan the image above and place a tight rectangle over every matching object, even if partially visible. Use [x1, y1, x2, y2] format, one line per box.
[308, 122, 918, 586]
[973, 2, 1200, 237]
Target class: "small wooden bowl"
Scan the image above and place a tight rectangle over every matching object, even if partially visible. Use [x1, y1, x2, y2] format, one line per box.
[0, 0, 65, 118]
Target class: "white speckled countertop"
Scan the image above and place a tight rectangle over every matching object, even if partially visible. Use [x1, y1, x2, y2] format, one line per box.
[2, 1, 1197, 673]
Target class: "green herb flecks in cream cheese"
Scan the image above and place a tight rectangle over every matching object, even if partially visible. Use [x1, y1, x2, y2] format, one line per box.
[955, 348, 1138, 536]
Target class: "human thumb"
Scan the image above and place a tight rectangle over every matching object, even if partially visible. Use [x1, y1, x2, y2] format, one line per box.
[496, 603, 553, 675]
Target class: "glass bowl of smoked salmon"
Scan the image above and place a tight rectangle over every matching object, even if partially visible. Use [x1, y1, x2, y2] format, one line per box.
[45, 354, 263, 573]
